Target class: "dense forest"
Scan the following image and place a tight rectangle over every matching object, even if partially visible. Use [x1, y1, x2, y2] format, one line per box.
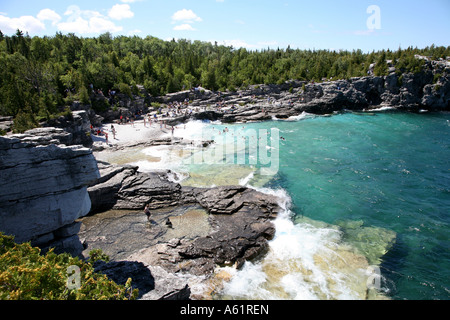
[1, 30, 449, 132]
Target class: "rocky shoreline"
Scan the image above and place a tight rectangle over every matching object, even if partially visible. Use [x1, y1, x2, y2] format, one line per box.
[0, 57, 449, 299]
[83, 160, 281, 297]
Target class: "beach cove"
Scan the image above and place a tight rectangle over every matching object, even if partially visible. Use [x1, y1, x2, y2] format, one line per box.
[79, 108, 450, 300]
[1, 54, 449, 300]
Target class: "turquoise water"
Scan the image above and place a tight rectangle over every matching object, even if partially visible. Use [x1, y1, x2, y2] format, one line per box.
[128, 111, 450, 299]
[202, 111, 449, 300]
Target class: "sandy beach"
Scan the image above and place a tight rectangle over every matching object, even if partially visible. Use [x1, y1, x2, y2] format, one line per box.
[91, 120, 177, 146]
[91, 117, 214, 149]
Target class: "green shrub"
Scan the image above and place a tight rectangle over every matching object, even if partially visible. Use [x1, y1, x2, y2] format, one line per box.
[91, 97, 110, 113]
[118, 83, 133, 99]
[433, 73, 442, 84]
[0, 233, 138, 300]
[78, 86, 91, 105]
[12, 108, 39, 133]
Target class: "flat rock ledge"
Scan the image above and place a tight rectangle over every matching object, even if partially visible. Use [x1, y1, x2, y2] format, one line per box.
[84, 162, 282, 299]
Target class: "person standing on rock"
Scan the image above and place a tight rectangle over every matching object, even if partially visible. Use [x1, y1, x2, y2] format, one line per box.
[144, 204, 151, 222]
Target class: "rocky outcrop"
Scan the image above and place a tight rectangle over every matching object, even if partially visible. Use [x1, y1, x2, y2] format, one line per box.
[88, 162, 182, 213]
[178, 186, 279, 270]
[43, 110, 93, 147]
[295, 65, 447, 114]
[84, 162, 281, 281]
[179, 58, 449, 121]
[0, 116, 13, 133]
[0, 127, 100, 255]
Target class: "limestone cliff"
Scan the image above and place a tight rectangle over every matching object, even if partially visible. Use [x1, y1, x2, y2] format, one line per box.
[0, 127, 99, 255]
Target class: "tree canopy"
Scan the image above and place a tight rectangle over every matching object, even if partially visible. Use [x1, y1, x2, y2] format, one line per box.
[1, 30, 449, 132]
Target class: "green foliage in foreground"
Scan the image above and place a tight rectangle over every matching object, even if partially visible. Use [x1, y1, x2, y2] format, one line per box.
[0, 233, 138, 300]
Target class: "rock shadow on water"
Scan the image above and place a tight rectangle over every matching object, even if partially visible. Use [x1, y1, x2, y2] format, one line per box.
[376, 233, 410, 299]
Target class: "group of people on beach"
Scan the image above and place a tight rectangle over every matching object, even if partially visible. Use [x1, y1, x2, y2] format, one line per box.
[90, 125, 110, 143]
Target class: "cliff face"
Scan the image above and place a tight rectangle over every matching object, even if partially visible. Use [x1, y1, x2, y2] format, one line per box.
[0, 128, 99, 255]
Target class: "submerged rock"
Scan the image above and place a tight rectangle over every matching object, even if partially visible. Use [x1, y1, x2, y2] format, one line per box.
[336, 220, 397, 265]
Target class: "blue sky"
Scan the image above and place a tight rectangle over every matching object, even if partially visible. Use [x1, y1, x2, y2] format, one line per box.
[0, 0, 449, 52]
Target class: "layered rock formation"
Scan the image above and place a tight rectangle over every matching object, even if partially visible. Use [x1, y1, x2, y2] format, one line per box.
[0, 128, 99, 255]
[43, 110, 93, 147]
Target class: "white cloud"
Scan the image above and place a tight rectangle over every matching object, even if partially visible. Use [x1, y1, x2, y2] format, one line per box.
[108, 4, 134, 20]
[90, 16, 123, 33]
[58, 16, 122, 34]
[37, 9, 61, 26]
[172, 9, 202, 23]
[173, 24, 196, 31]
[0, 13, 45, 34]
[57, 5, 123, 34]
[258, 41, 278, 47]
[64, 5, 100, 19]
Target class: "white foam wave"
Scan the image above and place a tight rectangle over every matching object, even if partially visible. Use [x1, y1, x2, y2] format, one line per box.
[286, 112, 315, 121]
[239, 171, 254, 186]
[218, 184, 373, 300]
[271, 112, 314, 122]
[167, 170, 189, 184]
[367, 106, 395, 112]
[247, 185, 292, 212]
